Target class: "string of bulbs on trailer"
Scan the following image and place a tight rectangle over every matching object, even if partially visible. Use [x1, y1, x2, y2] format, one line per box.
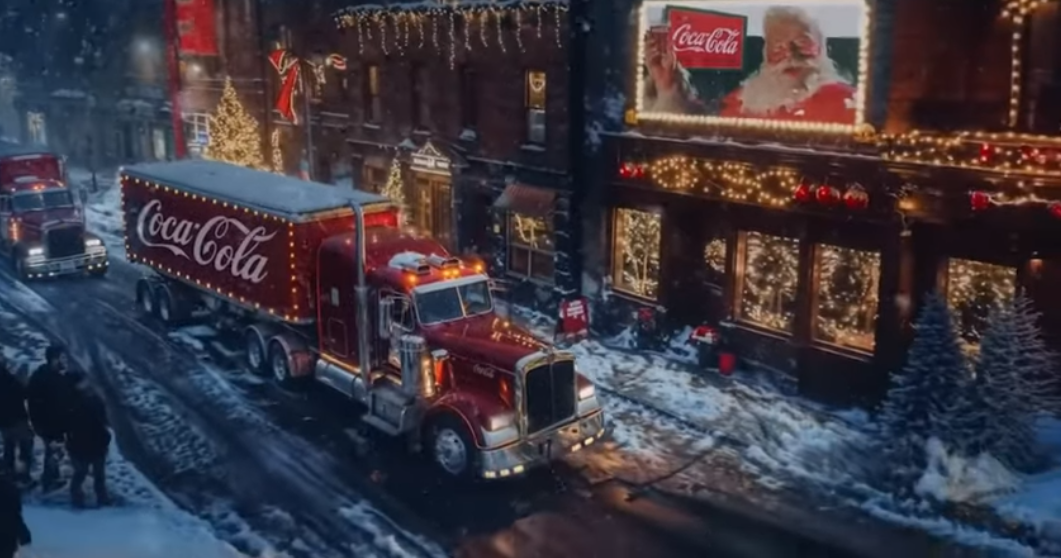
[334, 1, 567, 69]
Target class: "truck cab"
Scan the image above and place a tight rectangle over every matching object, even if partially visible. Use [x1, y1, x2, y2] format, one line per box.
[0, 149, 108, 279]
[306, 225, 606, 480]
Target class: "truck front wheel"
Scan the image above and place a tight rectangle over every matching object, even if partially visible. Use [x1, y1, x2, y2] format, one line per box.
[426, 415, 477, 480]
[268, 340, 304, 389]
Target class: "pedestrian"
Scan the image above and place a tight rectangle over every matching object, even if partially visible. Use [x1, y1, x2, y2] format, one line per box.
[0, 470, 32, 558]
[65, 371, 111, 508]
[0, 357, 33, 481]
[26, 343, 75, 491]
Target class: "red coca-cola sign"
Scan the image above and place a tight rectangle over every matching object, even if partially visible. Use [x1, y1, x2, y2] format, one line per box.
[666, 8, 746, 70]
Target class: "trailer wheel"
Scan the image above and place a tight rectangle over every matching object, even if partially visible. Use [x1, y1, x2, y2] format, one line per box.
[268, 340, 308, 389]
[136, 280, 156, 316]
[425, 414, 477, 480]
[244, 329, 267, 374]
[155, 287, 187, 326]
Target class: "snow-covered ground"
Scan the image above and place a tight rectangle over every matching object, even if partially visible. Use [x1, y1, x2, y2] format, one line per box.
[1, 307, 272, 558]
[69, 167, 125, 259]
[503, 306, 1057, 556]
[67, 166, 1058, 555]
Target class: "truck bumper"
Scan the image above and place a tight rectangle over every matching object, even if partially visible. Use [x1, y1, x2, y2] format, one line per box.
[479, 409, 606, 479]
[23, 251, 109, 278]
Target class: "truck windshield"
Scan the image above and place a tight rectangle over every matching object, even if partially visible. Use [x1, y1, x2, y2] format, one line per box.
[414, 279, 493, 325]
[12, 190, 73, 212]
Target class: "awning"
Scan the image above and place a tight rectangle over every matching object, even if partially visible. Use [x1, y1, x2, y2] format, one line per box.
[493, 184, 556, 216]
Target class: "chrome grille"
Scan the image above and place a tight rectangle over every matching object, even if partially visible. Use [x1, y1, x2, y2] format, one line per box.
[46, 225, 84, 258]
[524, 360, 577, 434]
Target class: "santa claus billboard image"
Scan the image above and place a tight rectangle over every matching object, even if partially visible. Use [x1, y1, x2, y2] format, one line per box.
[637, 1, 867, 128]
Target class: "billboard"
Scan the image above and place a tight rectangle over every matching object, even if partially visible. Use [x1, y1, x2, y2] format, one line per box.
[635, 1, 870, 132]
[176, 0, 218, 56]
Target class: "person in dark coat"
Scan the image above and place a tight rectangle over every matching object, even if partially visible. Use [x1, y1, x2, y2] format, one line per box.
[0, 470, 31, 558]
[26, 344, 75, 490]
[0, 357, 33, 480]
[65, 371, 111, 508]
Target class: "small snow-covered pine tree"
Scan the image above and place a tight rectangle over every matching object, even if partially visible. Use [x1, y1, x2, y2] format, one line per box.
[971, 295, 1059, 470]
[878, 292, 969, 482]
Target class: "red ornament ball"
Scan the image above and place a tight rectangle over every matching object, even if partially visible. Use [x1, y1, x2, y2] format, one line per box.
[970, 191, 992, 211]
[793, 181, 813, 203]
[618, 162, 643, 179]
[1049, 202, 1061, 220]
[815, 185, 840, 205]
[843, 186, 869, 210]
[979, 143, 994, 162]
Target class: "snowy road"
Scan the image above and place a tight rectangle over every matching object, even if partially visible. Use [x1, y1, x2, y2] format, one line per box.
[0, 247, 987, 557]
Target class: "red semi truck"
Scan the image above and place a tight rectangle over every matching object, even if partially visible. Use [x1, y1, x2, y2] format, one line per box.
[0, 145, 108, 279]
[120, 160, 605, 479]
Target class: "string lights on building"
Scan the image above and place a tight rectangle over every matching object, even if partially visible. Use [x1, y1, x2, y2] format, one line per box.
[1001, 0, 1058, 126]
[704, 238, 726, 273]
[270, 129, 283, 175]
[334, 1, 567, 68]
[878, 131, 1061, 178]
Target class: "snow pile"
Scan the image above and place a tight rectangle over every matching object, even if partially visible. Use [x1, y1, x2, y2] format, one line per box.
[915, 438, 1019, 504]
[992, 417, 1061, 550]
[19, 505, 252, 558]
[76, 170, 126, 259]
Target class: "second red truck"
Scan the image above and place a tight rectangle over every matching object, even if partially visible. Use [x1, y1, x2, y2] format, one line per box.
[120, 160, 605, 479]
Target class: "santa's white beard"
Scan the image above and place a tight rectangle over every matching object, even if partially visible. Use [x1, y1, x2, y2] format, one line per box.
[737, 62, 839, 116]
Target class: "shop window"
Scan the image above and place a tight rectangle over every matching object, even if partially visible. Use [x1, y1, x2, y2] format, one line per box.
[364, 65, 381, 123]
[183, 112, 210, 153]
[524, 70, 546, 144]
[1020, 2, 1060, 132]
[611, 208, 661, 299]
[946, 259, 1017, 346]
[361, 165, 387, 193]
[507, 213, 554, 283]
[815, 245, 880, 352]
[411, 64, 431, 130]
[739, 231, 799, 333]
[152, 128, 167, 160]
[704, 237, 727, 282]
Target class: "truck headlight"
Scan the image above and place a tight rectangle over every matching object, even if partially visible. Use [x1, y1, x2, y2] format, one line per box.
[578, 384, 595, 401]
[85, 238, 102, 248]
[485, 411, 516, 432]
[27, 247, 44, 257]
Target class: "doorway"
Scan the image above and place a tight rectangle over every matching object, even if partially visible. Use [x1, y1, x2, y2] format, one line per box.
[412, 173, 453, 250]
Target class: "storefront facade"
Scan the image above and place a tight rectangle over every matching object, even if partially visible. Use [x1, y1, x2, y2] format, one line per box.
[583, 0, 1061, 405]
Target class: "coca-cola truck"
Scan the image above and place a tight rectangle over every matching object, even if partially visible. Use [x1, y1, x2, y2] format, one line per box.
[120, 160, 605, 479]
[0, 145, 109, 279]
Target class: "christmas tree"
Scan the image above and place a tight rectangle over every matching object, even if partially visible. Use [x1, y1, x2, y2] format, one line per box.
[380, 157, 408, 224]
[963, 296, 1059, 469]
[203, 77, 266, 170]
[878, 293, 969, 484]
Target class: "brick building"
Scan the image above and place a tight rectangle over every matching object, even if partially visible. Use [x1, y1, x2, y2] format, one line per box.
[582, 0, 1061, 405]
[262, 0, 589, 305]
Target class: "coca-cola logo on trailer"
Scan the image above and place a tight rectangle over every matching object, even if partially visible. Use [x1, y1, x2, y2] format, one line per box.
[135, 199, 278, 284]
[667, 8, 746, 70]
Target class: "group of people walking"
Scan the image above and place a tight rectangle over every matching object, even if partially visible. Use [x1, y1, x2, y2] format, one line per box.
[0, 343, 113, 558]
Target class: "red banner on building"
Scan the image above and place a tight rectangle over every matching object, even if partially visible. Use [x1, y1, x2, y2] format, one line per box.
[176, 0, 218, 56]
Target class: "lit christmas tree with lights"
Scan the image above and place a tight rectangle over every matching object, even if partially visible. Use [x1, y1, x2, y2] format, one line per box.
[380, 157, 408, 224]
[203, 77, 266, 170]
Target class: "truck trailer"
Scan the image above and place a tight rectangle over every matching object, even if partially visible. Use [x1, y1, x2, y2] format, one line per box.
[120, 160, 605, 479]
[0, 145, 109, 279]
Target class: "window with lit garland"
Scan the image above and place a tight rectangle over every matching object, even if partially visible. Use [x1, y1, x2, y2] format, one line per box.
[704, 237, 728, 285]
[739, 232, 799, 332]
[611, 208, 661, 299]
[946, 259, 1016, 346]
[507, 213, 554, 283]
[814, 245, 880, 352]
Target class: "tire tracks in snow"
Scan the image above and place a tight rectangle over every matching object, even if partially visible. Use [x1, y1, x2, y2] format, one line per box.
[0, 269, 444, 558]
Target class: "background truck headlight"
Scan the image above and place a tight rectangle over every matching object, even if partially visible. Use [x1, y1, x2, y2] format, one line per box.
[27, 247, 44, 257]
[578, 384, 595, 401]
[486, 411, 516, 431]
[85, 238, 102, 247]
